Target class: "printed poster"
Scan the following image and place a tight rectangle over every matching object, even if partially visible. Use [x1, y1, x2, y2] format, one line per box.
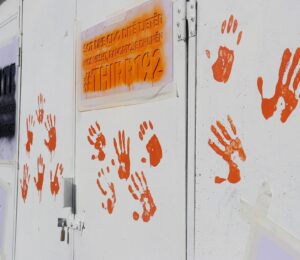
[79, 0, 173, 110]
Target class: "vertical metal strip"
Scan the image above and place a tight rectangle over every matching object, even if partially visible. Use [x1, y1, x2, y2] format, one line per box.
[186, 1, 197, 260]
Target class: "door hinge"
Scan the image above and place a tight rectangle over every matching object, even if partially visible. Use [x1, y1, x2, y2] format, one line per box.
[175, 0, 187, 42]
[187, 1, 196, 38]
[175, 0, 197, 42]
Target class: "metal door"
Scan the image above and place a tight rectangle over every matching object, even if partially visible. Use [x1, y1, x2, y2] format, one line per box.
[74, 0, 188, 259]
[195, 0, 300, 259]
[15, 0, 76, 259]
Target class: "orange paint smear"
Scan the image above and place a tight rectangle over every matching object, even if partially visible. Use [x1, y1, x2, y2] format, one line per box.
[87, 121, 106, 161]
[82, 5, 166, 93]
[50, 163, 64, 198]
[128, 171, 156, 222]
[212, 15, 243, 83]
[113, 130, 131, 180]
[257, 48, 300, 123]
[34, 154, 45, 202]
[25, 115, 35, 155]
[20, 164, 30, 203]
[205, 50, 211, 59]
[208, 115, 246, 184]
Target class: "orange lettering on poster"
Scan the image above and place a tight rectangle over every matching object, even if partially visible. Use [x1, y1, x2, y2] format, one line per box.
[82, 5, 166, 93]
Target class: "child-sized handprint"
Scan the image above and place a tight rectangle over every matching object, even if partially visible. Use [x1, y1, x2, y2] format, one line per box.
[128, 171, 157, 222]
[208, 115, 246, 184]
[139, 120, 162, 167]
[35, 94, 46, 124]
[25, 115, 35, 155]
[50, 163, 64, 198]
[44, 114, 56, 154]
[34, 154, 45, 202]
[87, 121, 106, 161]
[206, 15, 243, 83]
[257, 48, 300, 123]
[113, 130, 130, 180]
[20, 164, 30, 203]
[96, 167, 116, 214]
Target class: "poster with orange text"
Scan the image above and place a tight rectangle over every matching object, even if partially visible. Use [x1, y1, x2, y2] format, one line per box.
[79, 0, 173, 110]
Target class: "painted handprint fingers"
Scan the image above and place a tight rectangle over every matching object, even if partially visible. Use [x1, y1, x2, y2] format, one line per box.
[96, 172, 107, 195]
[131, 174, 141, 194]
[286, 48, 300, 86]
[227, 15, 234, 33]
[208, 139, 225, 157]
[113, 137, 120, 157]
[128, 185, 139, 200]
[227, 115, 237, 135]
[210, 125, 228, 147]
[294, 69, 300, 91]
[216, 120, 233, 141]
[220, 15, 242, 45]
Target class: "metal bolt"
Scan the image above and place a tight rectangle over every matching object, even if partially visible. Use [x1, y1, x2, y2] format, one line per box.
[191, 17, 195, 22]
[178, 9, 181, 14]
[191, 4, 194, 9]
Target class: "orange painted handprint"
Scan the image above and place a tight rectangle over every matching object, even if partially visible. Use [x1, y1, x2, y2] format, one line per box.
[87, 121, 106, 161]
[257, 48, 300, 123]
[139, 120, 163, 167]
[206, 15, 243, 83]
[25, 115, 35, 155]
[34, 154, 45, 202]
[35, 94, 46, 124]
[128, 171, 157, 222]
[50, 163, 64, 198]
[20, 164, 30, 203]
[208, 115, 246, 184]
[44, 114, 56, 155]
[96, 167, 116, 214]
[113, 130, 130, 180]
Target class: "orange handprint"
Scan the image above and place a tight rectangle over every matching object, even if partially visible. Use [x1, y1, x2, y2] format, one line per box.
[44, 114, 56, 154]
[35, 94, 46, 124]
[206, 15, 243, 83]
[25, 115, 35, 155]
[50, 163, 64, 198]
[20, 164, 30, 203]
[208, 115, 246, 184]
[257, 48, 300, 123]
[139, 120, 162, 167]
[96, 167, 116, 214]
[87, 121, 106, 161]
[128, 171, 157, 222]
[113, 130, 130, 180]
[34, 154, 45, 202]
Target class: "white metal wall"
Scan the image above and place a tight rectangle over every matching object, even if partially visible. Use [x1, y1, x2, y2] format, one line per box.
[196, 0, 300, 259]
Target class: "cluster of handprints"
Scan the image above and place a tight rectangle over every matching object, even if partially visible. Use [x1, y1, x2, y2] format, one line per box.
[87, 120, 163, 222]
[206, 15, 300, 184]
[20, 94, 64, 203]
